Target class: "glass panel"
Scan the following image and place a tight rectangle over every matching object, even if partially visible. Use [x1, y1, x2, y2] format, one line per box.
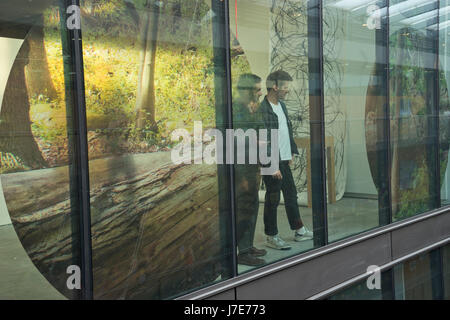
[0, 2, 82, 299]
[390, 0, 441, 220]
[393, 250, 439, 300]
[328, 278, 383, 300]
[330, 248, 447, 300]
[443, 244, 450, 299]
[323, 0, 388, 242]
[230, 0, 321, 273]
[80, 0, 233, 299]
[440, 0, 450, 207]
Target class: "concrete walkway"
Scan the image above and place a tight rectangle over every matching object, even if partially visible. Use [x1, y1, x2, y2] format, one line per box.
[0, 224, 65, 300]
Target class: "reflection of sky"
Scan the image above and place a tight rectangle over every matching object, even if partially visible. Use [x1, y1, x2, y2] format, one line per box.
[320, 1, 450, 92]
[325, 0, 450, 30]
[324, 0, 450, 74]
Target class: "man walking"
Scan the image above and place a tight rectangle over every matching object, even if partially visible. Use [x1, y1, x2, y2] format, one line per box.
[260, 70, 313, 250]
[233, 73, 267, 266]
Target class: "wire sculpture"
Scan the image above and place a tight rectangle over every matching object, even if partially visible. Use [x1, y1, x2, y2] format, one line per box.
[269, 0, 346, 199]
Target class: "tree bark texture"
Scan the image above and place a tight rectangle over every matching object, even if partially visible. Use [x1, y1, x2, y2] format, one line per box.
[2, 152, 223, 299]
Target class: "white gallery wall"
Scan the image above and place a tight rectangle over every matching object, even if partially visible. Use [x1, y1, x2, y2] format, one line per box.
[339, 29, 378, 196]
[229, 0, 271, 86]
[0, 37, 23, 226]
[231, 1, 376, 200]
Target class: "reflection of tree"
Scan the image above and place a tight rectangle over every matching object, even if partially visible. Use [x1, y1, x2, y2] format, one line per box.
[0, 28, 48, 169]
[124, 0, 207, 134]
[134, 0, 161, 132]
[26, 14, 58, 101]
[269, 0, 345, 195]
[390, 31, 407, 216]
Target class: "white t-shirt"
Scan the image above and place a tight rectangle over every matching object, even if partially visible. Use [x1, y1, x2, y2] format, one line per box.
[269, 101, 292, 161]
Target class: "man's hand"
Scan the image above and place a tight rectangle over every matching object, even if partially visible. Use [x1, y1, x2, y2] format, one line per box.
[272, 170, 282, 180]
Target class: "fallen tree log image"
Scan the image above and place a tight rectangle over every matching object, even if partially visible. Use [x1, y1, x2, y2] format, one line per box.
[2, 151, 223, 299]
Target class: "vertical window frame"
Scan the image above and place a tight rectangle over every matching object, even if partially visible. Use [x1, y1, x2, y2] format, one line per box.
[308, 0, 328, 247]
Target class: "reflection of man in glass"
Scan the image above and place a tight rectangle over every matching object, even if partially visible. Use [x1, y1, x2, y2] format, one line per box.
[233, 73, 267, 266]
[260, 70, 313, 250]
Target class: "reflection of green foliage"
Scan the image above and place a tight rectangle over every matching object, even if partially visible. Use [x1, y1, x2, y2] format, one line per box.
[416, 108, 426, 116]
[36, 0, 250, 153]
[30, 97, 66, 143]
[231, 54, 252, 93]
[395, 161, 431, 220]
[389, 29, 426, 115]
[389, 27, 450, 220]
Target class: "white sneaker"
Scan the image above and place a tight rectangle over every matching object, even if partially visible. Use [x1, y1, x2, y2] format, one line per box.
[294, 227, 313, 242]
[266, 235, 291, 250]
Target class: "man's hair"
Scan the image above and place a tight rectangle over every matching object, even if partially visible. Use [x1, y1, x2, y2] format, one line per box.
[266, 70, 293, 91]
[237, 73, 262, 91]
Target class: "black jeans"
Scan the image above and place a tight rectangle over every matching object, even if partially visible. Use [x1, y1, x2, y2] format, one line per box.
[263, 161, 303, 236]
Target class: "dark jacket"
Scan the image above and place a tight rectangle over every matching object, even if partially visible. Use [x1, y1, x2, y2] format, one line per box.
[259, 96, 299, 163]
[232, 100, 264, 179]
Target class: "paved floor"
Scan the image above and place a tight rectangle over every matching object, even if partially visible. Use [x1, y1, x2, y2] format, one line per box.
[238, 196, 379, 273]
[0, 196, 377, 299]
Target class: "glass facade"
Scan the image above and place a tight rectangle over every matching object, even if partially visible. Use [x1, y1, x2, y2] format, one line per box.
[389, 0, 442, 220]
[0, 0, 449, 299]
[327, 277, 385, 300]
[393, 249, 443, 299]
[329, 247, 449, 300]
[324, 0, 386, 241]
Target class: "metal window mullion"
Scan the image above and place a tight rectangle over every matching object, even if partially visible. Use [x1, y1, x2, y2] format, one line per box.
[307, 0, 328, 247]
[223, 0, 238, 279]
[435, 0, 441, 208]
[430, 247, 445, 299]
[377, 0, 393, 226]
[59, 0, 93, 300]
[72, 0, 93, 300]
[211, 0, 237, 279]
[425, 1, 441, 209]
[381, 268, 395, 299]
